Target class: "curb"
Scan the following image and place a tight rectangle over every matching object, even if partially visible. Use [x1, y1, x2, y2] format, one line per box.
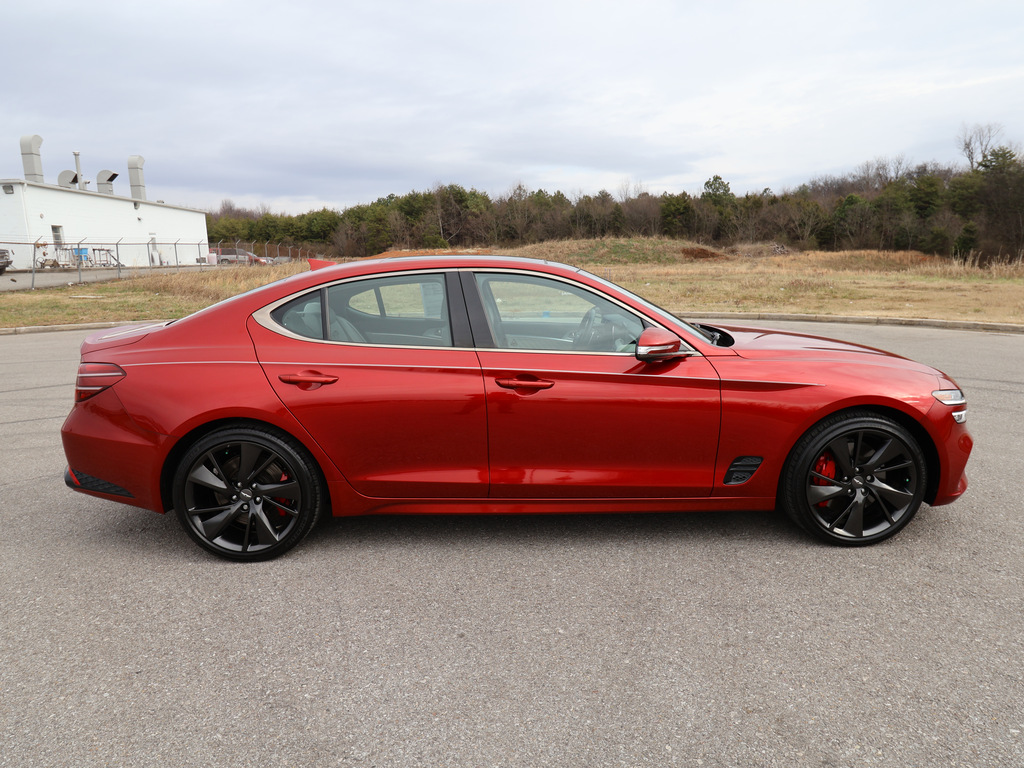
[2, 314, 1022, 337]
[0, 321, 138, 336]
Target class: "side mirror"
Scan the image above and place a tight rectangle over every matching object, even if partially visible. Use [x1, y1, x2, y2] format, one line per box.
[635, 327, 687, 363]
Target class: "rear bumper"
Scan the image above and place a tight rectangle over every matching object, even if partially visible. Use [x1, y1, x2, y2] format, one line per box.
[64, 467, 134, 499]
[61, 393, 171, 513]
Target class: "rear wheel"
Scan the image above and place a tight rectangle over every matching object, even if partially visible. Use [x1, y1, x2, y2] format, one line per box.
[172, 426, 324, 561]
[780, 412, 927, 545]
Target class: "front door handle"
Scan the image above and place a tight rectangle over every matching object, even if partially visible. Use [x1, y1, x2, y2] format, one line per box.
[495, 377, 554, 391]
[279, 371, 339, 391]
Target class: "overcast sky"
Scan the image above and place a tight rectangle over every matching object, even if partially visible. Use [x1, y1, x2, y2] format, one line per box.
[3, 0, 1022, 215]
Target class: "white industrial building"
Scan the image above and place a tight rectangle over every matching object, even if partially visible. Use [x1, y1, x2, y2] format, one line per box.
[0, 135, 210, 269]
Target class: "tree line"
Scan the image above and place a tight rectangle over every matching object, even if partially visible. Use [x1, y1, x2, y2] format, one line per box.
[207, 125, 1024, 261]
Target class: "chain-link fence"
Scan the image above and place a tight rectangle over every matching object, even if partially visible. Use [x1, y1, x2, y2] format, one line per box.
[0, 238, 328, 274]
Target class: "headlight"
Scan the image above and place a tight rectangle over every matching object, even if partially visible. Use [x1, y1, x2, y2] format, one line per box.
[933, 389, 966, 406]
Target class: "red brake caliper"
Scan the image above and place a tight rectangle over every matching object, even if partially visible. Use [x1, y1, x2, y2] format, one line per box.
[812, 452, 837, 508]
[276, 472, 289, 516]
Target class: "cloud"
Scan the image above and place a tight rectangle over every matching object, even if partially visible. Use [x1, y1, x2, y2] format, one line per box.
[2, 0, 1023, 214]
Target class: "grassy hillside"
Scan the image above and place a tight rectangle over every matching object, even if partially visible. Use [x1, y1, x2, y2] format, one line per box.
[1, 239, 1022, 329]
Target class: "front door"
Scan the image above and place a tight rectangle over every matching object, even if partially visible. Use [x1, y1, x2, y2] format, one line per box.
[470, 271, 721, 499]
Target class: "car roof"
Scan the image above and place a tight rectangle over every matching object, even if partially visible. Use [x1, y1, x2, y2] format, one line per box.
[181, 254, 587, 323]
[226, 254, 588, 315]
[315, 253, 583, 277]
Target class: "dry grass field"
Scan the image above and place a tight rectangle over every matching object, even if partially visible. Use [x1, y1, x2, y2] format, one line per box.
[2, 239, 1022, 329]
[497, 240, 1024, 326]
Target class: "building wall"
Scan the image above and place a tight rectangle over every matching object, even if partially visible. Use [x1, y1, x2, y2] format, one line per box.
[0, 180, 209, 268]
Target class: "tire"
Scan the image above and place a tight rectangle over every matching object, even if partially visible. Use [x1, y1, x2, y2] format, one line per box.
[780, 411, 927, 545]
[172, 425, 324, 561]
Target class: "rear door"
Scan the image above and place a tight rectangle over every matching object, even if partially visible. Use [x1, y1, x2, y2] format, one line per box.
[250, 270, 488, 499]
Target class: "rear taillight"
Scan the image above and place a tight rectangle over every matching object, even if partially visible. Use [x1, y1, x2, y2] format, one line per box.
[75, 363, 126, 402]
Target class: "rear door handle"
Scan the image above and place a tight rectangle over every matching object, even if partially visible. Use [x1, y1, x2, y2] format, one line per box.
[279, 371, 339, 391]
[495, 377, 554, 391]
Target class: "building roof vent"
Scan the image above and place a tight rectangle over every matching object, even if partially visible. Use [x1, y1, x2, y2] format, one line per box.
[20, 135, 44, 183]
[97, 170, 119, 195]
[127, 155, 146, 201]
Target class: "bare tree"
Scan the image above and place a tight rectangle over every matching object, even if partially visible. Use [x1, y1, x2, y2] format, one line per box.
[616, 178, 633, 204]
[616, 178, 648, 204]
[215, 199, 263, 220]
[621, 192, 661, 236]
[500, 183, 534, 244]
[957, 123, 1003, 170]
[387, 208, 410, 249]
[853, 155, 908, 194]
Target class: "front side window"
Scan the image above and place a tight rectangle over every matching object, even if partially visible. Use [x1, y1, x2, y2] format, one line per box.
[474, 273, 645, 353]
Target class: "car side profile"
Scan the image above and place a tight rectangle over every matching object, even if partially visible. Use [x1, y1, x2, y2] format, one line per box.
[62, 255, 972, 560]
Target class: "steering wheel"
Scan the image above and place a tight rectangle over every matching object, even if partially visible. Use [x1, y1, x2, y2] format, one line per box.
[573, 307, 598, 350]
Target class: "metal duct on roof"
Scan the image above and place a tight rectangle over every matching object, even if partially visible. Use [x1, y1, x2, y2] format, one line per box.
[97, 170, 119, 194]
[20, 135, 44, 183]
[127, 155, 146, 201]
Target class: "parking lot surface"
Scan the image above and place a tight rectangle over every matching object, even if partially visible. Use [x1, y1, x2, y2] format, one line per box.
[1, 321, 1021, 767]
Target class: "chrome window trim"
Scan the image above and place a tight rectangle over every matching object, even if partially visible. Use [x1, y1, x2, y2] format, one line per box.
[252, 265, 702, 357]
[252, 268, 463, 350]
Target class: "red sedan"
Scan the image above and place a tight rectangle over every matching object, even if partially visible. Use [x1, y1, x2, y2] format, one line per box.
[62, 255, 972, 560]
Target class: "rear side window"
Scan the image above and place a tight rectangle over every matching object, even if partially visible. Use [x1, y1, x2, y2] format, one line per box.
[270, 291, 324, 340]
[343, 276, 447, 320]
[267, 273, 453, 347]
[325, 274, 452, 347]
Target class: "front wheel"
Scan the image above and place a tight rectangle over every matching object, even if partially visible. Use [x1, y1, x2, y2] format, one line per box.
[172, 426, 324, 561]
[780, 412, 927, 545]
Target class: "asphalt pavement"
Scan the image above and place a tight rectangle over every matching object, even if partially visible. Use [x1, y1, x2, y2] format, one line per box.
[1, 321, 1021, 767]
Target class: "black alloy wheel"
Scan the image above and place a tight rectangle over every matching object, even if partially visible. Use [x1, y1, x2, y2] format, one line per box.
[172, 426, 323, 561]
[781, 411, 927, 545]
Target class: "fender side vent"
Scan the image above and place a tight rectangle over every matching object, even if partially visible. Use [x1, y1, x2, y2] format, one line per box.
[723, 456, 763, 485]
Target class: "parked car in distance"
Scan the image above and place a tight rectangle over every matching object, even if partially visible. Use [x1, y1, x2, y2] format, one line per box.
[0, 248, 12, 274]
[213, 247, 260, 265]
[61, 255, 973, 560]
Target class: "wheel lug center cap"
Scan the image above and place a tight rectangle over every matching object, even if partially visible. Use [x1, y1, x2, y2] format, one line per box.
[852, 476, 865, 489]
[239, 488, 254, 501]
